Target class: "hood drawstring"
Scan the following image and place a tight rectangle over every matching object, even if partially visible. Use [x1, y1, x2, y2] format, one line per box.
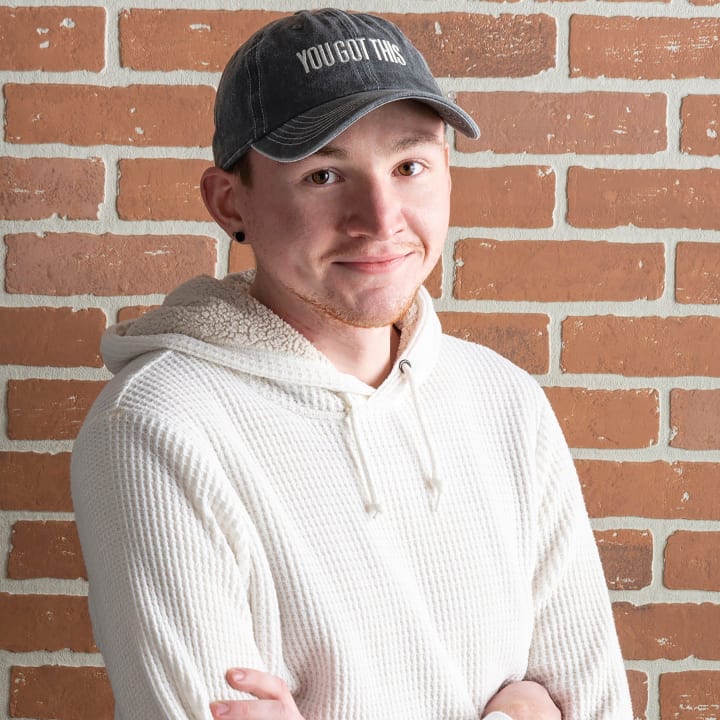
[343, 397, 382, 517]
[399, 359, 443, 512]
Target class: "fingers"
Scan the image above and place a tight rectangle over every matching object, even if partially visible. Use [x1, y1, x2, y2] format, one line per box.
[225, 668, 293, 701]
[210, 699, 285, 719]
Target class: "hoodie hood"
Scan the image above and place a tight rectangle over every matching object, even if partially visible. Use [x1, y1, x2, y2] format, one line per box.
[102, 270, 441, 396]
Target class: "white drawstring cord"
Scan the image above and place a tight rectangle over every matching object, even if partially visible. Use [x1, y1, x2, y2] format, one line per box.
[344, 397, 382, 517]
[399, 359, 443, 511]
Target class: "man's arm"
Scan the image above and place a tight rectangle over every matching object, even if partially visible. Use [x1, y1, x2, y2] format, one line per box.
[72, 408, 284, 718]
[523, 394, 633, 719]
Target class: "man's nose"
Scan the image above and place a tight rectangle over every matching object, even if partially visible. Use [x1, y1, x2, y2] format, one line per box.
[344, 177, 407, 240]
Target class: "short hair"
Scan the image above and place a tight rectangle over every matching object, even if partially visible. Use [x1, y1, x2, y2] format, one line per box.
[230, 152, 252, 187]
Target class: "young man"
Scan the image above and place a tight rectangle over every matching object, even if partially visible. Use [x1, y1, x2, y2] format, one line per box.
[71, 9, 633, 720]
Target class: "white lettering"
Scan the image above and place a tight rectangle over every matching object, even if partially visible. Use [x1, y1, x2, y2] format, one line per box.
[346, 38, 363, 61]
[368, 38, 383, 60]
[391, 43, 406, 65]
[317, 42, 336, 67]
[357, 37, 370, 60]
[334, 39, 350, 62]
[296, 49, 311, 74]
[306, 46, 322, 70]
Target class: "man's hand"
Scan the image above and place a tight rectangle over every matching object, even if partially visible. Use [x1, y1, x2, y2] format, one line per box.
[210, 668, 305, 719]
[482, 680, 561, 720]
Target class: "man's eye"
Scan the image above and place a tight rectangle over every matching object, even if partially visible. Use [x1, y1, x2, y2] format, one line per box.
[307, 169, 340, 185]
[396, 161, 423, 177]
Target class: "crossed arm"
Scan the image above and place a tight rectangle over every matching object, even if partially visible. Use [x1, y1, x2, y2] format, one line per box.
[210, 669, 561, 720]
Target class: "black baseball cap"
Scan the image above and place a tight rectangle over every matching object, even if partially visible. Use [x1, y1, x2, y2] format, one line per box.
[212, 8, 480, 167]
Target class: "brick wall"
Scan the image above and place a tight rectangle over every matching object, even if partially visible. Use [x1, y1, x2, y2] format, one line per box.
[1, 2, 719, 719]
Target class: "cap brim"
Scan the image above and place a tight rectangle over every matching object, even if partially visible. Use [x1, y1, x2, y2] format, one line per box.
[251, 89, 480, 162]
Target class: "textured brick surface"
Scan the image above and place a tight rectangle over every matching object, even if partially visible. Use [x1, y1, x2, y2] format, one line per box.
[544, 387, 659, 449]
[664, 531, 720, 591]
[567, 167, 720, 229]
[659, 671, 720, 720]
[0, 6, 105, 71]
[7, 379, 106, 441]
[0, 307, 105, 367]
[8, 521, 86, 580]
[10, 666, 113, 720]
[578, 460, 720, 520]
[0, 452, 72, 512]
[595, 529, 653, 591]
[450, 167, 555, 228]
[438, 312, 549, 374]
[0, 156, 104, 220]
[627, 670, 648, 720]
[570, 16, 720, 79]
[614, 602, 720, 661]
[117, 158, 212, 221]
[455, 92, 666, 154]
[681, 95, 720, 156]
[671, 389, 720, 450]
[454, 239, 664, 302]
[676, 242, 720, 303]
[5, 84, 214, 147]
[5, 233, 217, 296]
[561, 316, 720, 376]
[0, 593, 95, 652]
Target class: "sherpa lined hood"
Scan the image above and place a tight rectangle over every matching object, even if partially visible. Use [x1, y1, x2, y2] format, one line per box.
[100, 270, 444, 514]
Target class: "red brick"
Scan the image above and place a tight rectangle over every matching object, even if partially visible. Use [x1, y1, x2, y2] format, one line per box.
[424, 260, 442, 299]
[0, 452, 72, 512]
[5, 233, 216, 296]
[614, 602, 720, 660]
[388, 13, 556, 78]
[117, 158, 212, 221]
[659, 672, 720, 719]
[10, 666, 113, 720]
[567, 167, 720, 229]
[0, 156, 104, 220]
[120, 10, 556, 78]
[664, 531, 720, 591]
[454, 239, 664, 302]
[544, 387, 658, 449]
[120, 9, 286, 71]
[7, 379, 105, 441]
[8, 521, 86, 580]
[438, 312, 548, 374]
[5, 84, 214, 147]
[595, 530, 653, 591]
[570, 16, 720, 79]
[450, 166, 555, 228]
[0, 307, 104, 367]
[681, 95, 720, 156]
[578, 460, 720, 520]
[676, 242, 720, 303]
[0, 593, 95, 652]
[228, 243, 256, 275]
[671, 389, 720, 450]
[561, 315, 720, 376]
[627, 670, 648, 720]
[456, 92, 666, 154]
[0, 7, 104, 72]
[117, 305, 158, 323]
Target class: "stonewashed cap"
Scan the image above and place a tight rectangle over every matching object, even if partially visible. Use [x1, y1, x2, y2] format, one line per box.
[212, 8, 480, 167]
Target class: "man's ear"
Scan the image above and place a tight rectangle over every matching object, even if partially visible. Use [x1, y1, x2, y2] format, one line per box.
[201, 166, 244, 237]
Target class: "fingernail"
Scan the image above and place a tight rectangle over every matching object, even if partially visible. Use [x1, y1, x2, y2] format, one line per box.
[229, 669, 246, 683]
[210, 702, 229, 717]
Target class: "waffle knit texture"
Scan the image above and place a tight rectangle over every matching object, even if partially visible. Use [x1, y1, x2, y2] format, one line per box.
[71, 271, 633, 720]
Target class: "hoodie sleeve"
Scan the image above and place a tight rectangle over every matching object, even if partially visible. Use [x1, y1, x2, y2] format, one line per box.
[524, 394, 633, 720]
[71, 406, 287, 720]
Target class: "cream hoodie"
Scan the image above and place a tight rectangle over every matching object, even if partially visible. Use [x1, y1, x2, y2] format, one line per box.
[71, 270, 633, 720]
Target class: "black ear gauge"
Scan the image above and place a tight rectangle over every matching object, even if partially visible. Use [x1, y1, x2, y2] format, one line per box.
[233, 231, 246, 243]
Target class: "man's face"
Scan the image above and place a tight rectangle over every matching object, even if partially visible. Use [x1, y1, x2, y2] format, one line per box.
[235, 100, 451, 333]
